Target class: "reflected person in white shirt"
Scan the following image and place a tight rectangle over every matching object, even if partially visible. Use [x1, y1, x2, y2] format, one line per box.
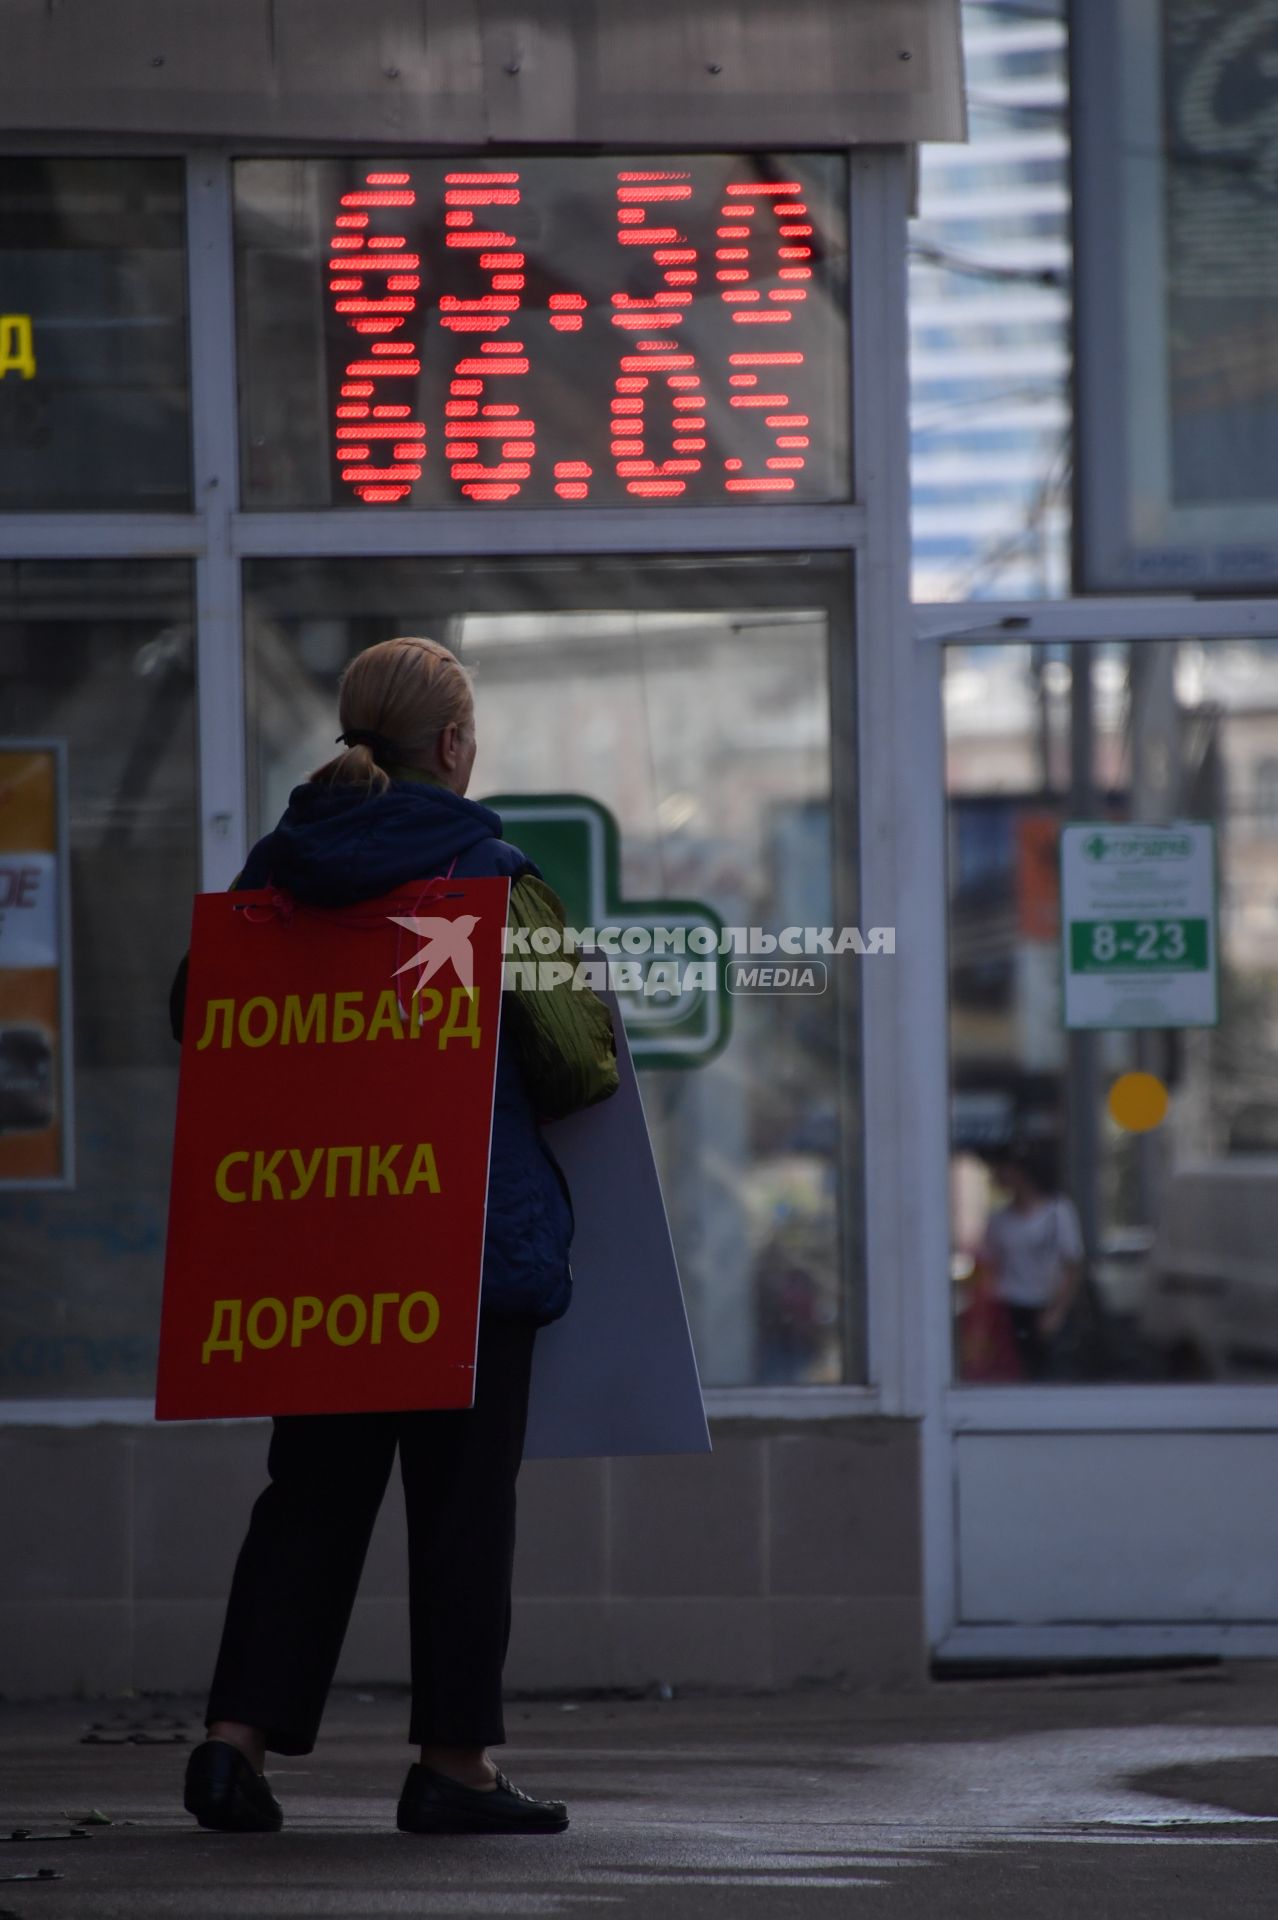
[979, 1144, 1085, 1381]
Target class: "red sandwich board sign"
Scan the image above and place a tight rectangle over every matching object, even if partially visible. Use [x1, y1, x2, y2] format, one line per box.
[156, 877, 508, 1421]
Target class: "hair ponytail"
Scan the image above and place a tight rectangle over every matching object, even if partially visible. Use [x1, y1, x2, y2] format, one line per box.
[312, 739, 391, 794]
[310, 636, 473, 791]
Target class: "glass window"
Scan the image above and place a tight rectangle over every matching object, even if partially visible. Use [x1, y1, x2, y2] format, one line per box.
[0, 561, 197, 1398]
[0, 160, 191, 512]
[1254, 756, 1278, 827]
[910, 1, 1071, 600]
[233, 155, 849, 511]
[946, 637, 1278, 1387]
[245, 553, 861, 1387]
[1074, 1, 1278, 590]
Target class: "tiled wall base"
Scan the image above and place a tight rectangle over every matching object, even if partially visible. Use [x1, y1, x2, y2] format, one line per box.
[0, 1419, 924, 1700]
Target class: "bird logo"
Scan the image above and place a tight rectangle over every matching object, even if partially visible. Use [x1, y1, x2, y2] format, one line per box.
[387, 912, 481, 997]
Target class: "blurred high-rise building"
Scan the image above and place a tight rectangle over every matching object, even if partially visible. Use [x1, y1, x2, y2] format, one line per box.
[910, 0, 1071, 602]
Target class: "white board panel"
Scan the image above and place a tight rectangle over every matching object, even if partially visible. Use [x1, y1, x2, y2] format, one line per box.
[957, 1431, 1278, 1624]
[523, 989, 710, 1460]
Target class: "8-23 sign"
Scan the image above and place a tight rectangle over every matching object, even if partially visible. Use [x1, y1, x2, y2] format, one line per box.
[1073, 918, 1209, 971]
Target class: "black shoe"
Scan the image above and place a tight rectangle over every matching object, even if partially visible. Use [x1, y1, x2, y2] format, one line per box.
[183, 1739, 283, 1833]
[397, 1762, 569, 1835]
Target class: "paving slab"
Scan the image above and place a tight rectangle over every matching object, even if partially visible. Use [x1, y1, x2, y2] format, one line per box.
[3, 1669, 1278, 1917]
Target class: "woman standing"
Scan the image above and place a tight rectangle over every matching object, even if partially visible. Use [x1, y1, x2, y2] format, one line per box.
[980, 1143, 1085, 1382]
[178, 637, 617, 1837]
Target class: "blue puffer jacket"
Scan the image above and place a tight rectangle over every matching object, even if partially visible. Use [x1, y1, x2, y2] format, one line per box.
[239, 779, 574, 1326]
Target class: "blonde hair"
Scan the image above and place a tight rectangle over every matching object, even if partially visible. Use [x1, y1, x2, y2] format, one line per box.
[312, 636, 474, 793]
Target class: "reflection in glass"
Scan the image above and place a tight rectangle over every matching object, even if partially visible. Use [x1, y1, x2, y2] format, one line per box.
[245, 555, 860, 1387]
[1074, 2, 1278, 590]
[0, 160, 190, 511]
[946, 639, 1278, 1384]
[0, 561, 197, 1396]
[910, 2, 1071, 600]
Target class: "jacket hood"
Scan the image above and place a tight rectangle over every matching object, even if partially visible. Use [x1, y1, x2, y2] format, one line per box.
[244, 780, 504, 906]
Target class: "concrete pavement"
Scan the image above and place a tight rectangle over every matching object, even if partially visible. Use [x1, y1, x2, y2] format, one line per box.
[4, 1668, 1278, 1916]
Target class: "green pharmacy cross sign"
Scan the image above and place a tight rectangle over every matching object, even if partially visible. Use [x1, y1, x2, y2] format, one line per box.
[484, 792, 729, 1069]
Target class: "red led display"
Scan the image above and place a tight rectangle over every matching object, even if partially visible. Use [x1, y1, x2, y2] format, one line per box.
[327, 167, 425, 500]
[322, 157, 843, 506]
[446, 189, 522, 205]
[439, 172, 536, 497]
[549, 289, 586, 334]
[617, 184, 693, 202]
[328, 253, 420, 271]
[341, 190, 416, 207]
[712, 179, 814, 487]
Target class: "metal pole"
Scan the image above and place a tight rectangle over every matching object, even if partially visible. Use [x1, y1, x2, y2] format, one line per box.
[1065, 643, 1100, 1259]
[1128, 642, 1181, 1225]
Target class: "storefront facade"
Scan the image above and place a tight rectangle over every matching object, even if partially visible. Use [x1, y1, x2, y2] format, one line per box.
[14, 0, 1278, 1700]
[0, 0, 967, 1697]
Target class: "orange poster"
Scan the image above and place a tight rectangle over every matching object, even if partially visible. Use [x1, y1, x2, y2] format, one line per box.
[0, 744, 70, 1187]
[1016, 812, 1061, 941]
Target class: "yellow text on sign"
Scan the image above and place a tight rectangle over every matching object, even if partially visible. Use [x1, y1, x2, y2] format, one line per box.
[213, 1141, 441, 1202]
[0, 316, 36, 380]
[195, 986, 481, 1050]
[201, 1289, 441, 1362]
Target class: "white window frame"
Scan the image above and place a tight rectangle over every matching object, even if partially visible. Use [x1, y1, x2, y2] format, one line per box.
[914, 595, 1278, 1654]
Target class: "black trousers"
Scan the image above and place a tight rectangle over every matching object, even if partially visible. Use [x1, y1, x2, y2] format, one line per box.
[205, 1314, 538, 1756]
[1007, 1304, 1049, 1381]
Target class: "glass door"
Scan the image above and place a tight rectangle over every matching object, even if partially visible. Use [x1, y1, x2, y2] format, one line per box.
[939, 633, 1278, 1653]
[946, 636, 1278, 1389]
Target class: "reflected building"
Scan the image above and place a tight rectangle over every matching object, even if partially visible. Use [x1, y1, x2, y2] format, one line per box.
[910, 0, 1071, 601]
